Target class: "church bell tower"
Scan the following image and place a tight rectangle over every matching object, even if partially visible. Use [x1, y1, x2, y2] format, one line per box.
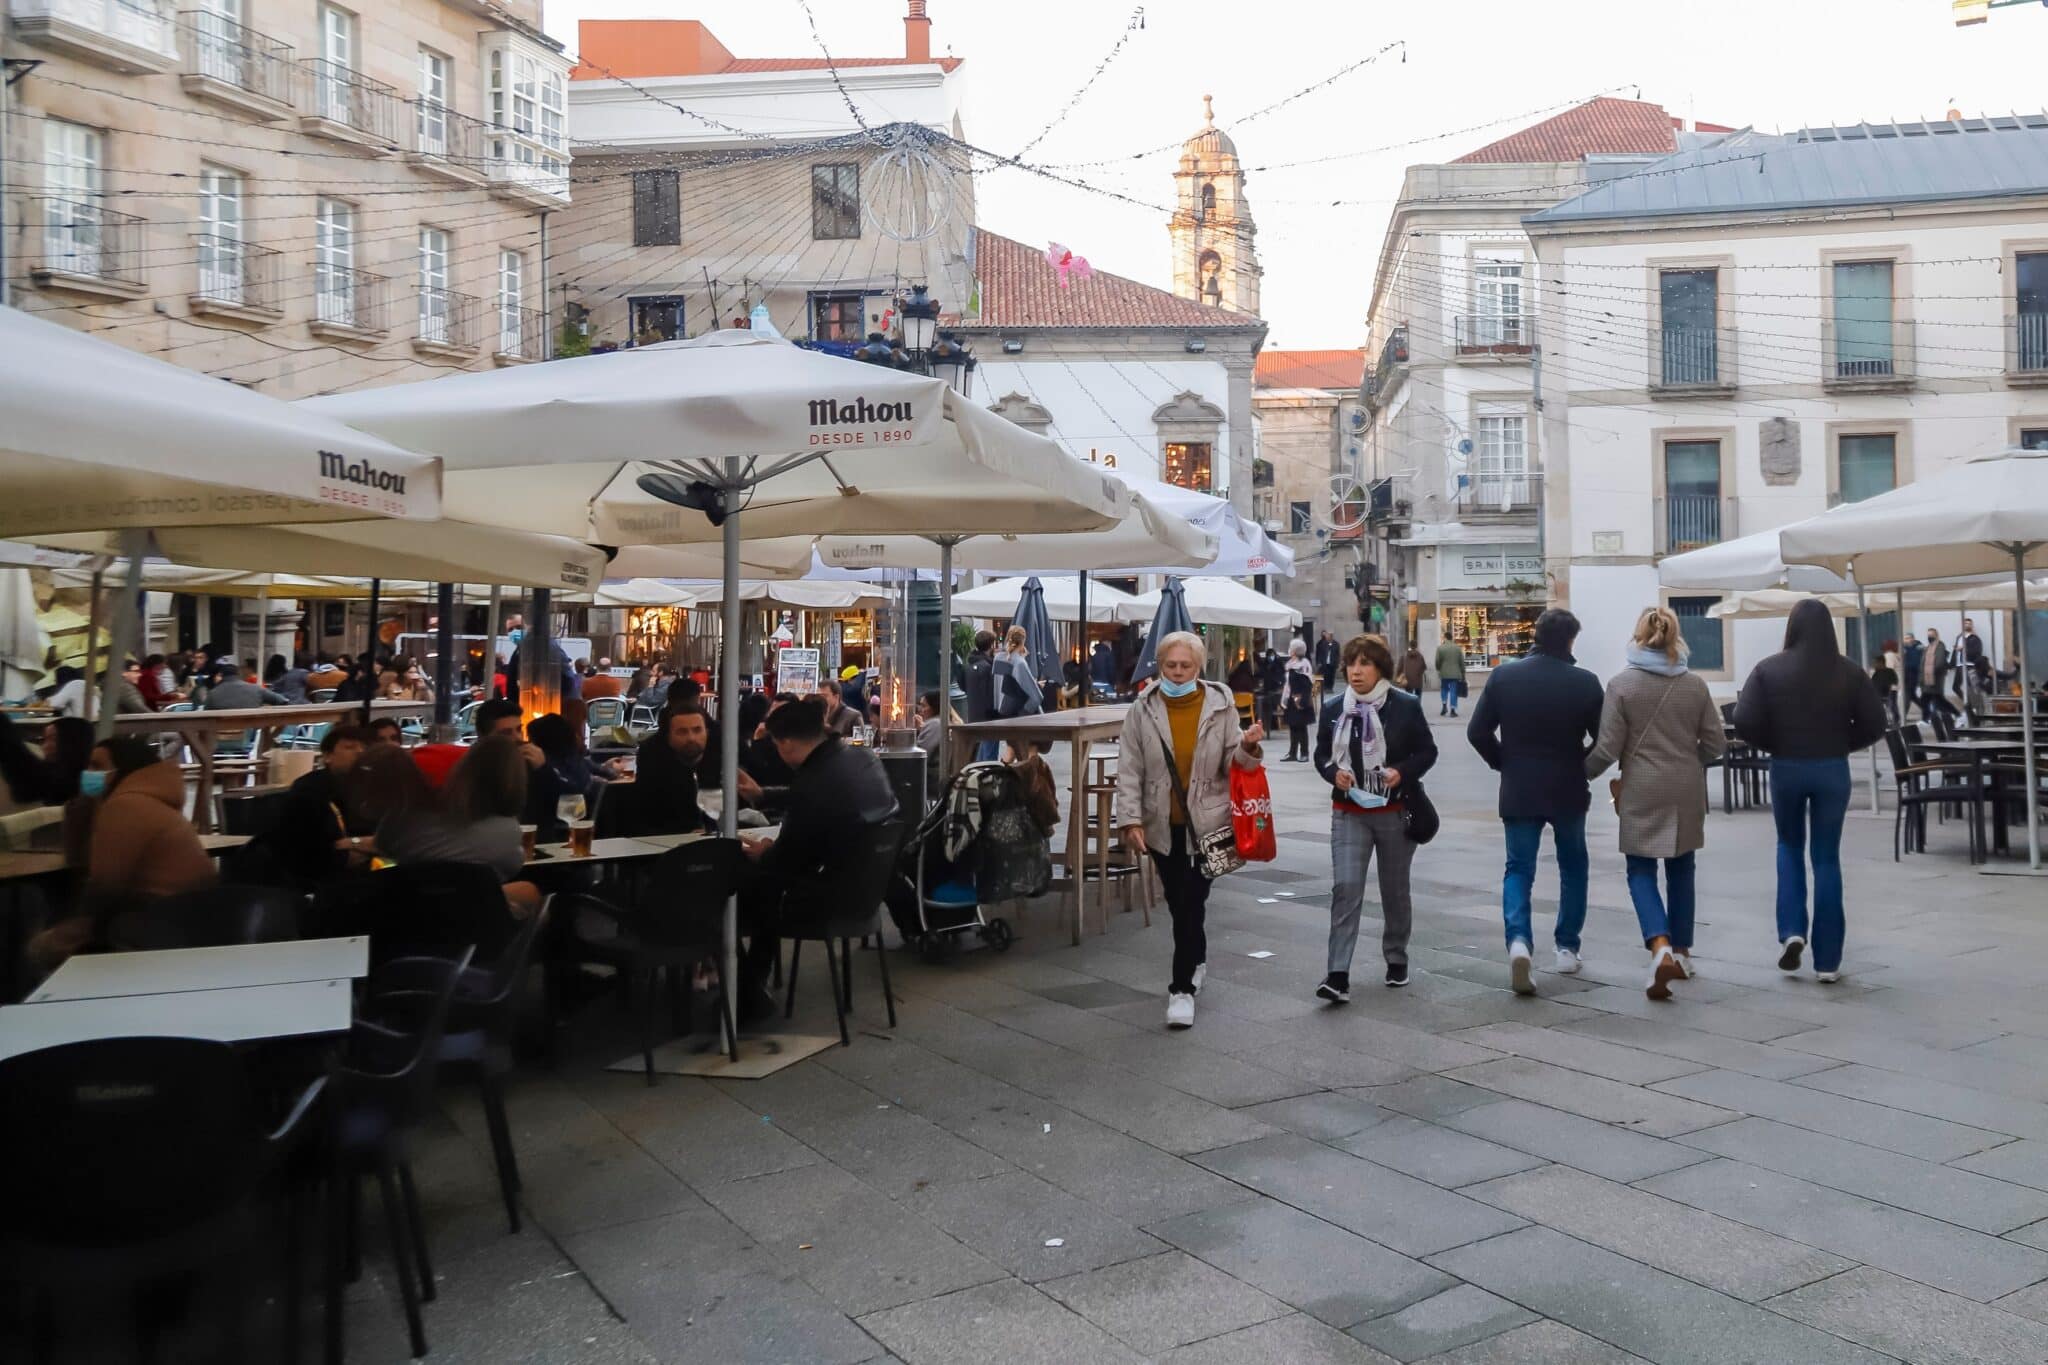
[1170, 95, 1261, 315]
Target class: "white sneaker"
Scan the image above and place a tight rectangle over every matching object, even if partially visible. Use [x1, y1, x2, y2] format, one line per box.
[1166, 991, 1195, 1029]
[1778, 937, 1805, 973]
[1509, 941, 1535, 996]
[1191, 962, 1207, 994]
[1555, 948, 1583, 975]
[1816, 970, 1841, 984]
[1646, 946, 1684, 1001]
[1674, 952, 1696, 979]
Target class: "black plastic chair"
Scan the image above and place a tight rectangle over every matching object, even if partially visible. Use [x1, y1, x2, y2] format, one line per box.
[1883, 728, 1980, 860]
[555, 839, 748, 1082]
[366, 900, 551, 1233]
[113, 884, 306, 951]
[780, 821, 908, 1047]
[311, 861, 513, 968]
[325, 946, 474, 1365]
[0, 1037, 325, 1363]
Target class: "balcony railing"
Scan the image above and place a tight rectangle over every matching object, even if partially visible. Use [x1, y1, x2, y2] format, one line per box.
[1828, 329, 1913, 390]
[1662, 491, 1723, 554]
[493, 303, 545, 361]
[298, 58, 400, 145]
[1457, 474, 1537, 514]
[2017, 312, 2048, 375]
[1454, 313, 1532, 355]
[176, 10, 294, 109]
[485, 141, 571, 206]
[312, 262, 388, 335]
[415, 286, 481, 351]
[411, 100, 486, 175]
[12, 0, 179, 71]
[191, 233, 280, 314]
[1365, 324, 1409, 410]
[33, 197, 145, 291]
[1659, 326, 1722, 387]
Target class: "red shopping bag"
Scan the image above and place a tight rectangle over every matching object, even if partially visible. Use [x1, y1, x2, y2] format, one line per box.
[1230, 765, 1277, 862]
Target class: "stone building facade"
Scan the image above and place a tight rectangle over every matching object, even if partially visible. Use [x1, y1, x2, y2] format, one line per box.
[1252, 349, 1365, 643]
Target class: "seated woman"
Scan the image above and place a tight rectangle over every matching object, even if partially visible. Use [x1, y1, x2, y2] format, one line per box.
[25, 736, 216, 972]
[525, 711, 620, 834]
[372, 734, 543, 916]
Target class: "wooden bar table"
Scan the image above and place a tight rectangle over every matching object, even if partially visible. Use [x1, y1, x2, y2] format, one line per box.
[949, 706, 1130, 946]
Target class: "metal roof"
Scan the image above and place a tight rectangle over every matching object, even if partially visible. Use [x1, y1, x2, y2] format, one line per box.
[1526, 115, 2048, 226]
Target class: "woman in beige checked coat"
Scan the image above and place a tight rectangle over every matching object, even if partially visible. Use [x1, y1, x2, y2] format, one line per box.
[1586, 607, 1726, 1000]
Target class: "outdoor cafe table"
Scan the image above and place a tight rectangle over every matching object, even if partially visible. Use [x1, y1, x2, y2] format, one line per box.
[0, 978, 351, 1059]
[523, 827, 784, 872]
[949, 707, 1131, 946]
[1917, 738, 2031, 863]
[26, 935, 368, 1003]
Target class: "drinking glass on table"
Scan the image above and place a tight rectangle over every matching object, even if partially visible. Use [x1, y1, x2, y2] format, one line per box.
[557, 793, 587, 827]
[566, 820, 594, 856]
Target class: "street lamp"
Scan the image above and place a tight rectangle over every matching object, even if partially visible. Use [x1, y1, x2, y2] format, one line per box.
[900, 283, 939, 354]
[854, 287, 976, 392]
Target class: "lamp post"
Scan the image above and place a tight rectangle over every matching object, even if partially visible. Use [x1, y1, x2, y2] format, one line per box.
[856, 285, 974, 394]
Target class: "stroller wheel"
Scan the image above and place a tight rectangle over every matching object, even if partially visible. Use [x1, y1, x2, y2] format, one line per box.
[919, 934, 947, 963]
[982, 918, 1015, 952]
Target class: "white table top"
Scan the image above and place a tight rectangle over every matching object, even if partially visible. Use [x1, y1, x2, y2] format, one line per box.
[0, 978, 351, 1059]
[28, 936, 369, 1003]
[528, 836, 667, 867]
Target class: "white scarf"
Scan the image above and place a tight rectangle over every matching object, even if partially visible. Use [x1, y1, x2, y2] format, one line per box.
[1333, 679, 1392, 806]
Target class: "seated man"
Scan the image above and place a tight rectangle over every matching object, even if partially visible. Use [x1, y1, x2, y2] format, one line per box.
[262, 723, 372, 885]
[406, 696, 524, 790]
[735, 698, 898, 1018]
[621, 705, 736, 836]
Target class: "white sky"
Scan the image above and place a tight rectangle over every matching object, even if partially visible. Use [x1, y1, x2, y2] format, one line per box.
[544, 0, 2048, 351]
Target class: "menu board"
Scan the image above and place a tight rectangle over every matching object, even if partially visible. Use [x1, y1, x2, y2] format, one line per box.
[777, 647, 821, 694]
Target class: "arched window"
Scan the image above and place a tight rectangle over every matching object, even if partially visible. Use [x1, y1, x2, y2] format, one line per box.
[1199, 182, 1216, 217]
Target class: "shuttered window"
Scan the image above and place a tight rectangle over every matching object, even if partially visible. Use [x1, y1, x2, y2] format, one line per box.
[632, 170, 679, 247]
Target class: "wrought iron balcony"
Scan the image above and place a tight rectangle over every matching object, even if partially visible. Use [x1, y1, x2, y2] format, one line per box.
[1364, 325, 1409, 410]
[11, 0, 179, 73]
[1653, 325, 1737, 396]
[1454, 313, 1532, 356]
[1456, 474, 1538, 515]
[1656, 491, 1731, 555]
[493, 304, 545, 362]
[409, 101, 488, 184]
[414, 286, 482, 353]
[177, 10, 294, 116]
[310, 262, 390, 338]
[2011, 312, 2048, 384]
[31, 198, 146, 296]
[189, 233, 281, 318]
[297, 58, 401, 148]
[1827, 329, 1913, 392]
[485, 141, 571, 208]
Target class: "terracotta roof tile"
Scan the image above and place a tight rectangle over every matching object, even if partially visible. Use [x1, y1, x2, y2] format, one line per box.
[720, 57, 963, 73]
[1453, 97, 1732, 164]
[968, 229, 1259, 330]
[1255, 349, 1365, 389]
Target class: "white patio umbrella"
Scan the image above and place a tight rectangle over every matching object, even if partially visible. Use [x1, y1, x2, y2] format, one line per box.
[0, 569, 47, 700]
[593, 579, 696, 608]
[1709, 581, 2048, 621]
[1124, 476, 1295, 577]
[951, 576, 1137, 623]
[1779, 448, 2048, 872]
[1117, 576, 1303, 630]
[305, 331, 1126, 1053]
[1657, 525, 1856, 593]
[679, 580, 891, 611]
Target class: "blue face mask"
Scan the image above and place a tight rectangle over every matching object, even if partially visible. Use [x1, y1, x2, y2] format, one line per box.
[79, 769, 109, 798]
[1157, 677, 1199, 698]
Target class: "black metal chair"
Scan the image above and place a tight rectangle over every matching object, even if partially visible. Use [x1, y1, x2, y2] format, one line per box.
[113, 883, 306, 950]
[780, 821, 908, 1047]
[1883, 728, 1981, 860]
[1717, 704, 1769, 811]
[311, 861, 514, 968]
[326, 947, 474, 1365]
[0, 1037, 326, 1363]
[555, 838, 748, 1082]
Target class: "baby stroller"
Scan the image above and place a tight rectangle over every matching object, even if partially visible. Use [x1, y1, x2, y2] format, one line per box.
[894, 761, 1048, 959]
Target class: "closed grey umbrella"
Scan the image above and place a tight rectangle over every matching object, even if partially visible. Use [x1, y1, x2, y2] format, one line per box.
[1130, 576, 1195, 685]
[1012, 576, 1059, 701]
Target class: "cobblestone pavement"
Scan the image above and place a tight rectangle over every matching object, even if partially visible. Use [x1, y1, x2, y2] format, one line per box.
[356, 716, 2048, 1363]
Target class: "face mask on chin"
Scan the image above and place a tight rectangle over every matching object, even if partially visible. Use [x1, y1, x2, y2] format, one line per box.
[1157, 677, 1199, 698]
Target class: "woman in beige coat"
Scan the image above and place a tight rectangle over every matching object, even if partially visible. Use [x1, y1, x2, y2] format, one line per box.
[1586, 607, 1726, 1000]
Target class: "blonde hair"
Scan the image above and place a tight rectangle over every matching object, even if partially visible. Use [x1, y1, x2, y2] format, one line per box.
[1634, 606, 1685, 663]
[1004, 625, 1027, 651]
[1155, 630, 1207, 669]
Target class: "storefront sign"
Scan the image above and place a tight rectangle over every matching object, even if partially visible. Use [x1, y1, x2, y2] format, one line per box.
[777, 647, 821, 694]
[1438, 543, 1542, 591]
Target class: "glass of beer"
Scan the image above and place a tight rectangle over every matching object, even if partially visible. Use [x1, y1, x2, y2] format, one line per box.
[519, 824, 538, 860]
[566, 820, 595, 857]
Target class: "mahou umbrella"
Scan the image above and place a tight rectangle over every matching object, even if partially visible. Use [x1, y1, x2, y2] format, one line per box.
[1131, 577, 1196, 686]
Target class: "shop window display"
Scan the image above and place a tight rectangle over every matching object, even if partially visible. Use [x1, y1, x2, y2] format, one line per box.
[1441, 604, 1541, 669]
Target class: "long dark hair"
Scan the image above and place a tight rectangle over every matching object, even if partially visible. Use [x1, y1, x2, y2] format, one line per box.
[445, 734, 527, 822]
[1781, 598, 1840, 659]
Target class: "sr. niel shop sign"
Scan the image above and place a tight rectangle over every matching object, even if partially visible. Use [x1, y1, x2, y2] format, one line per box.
[1438, 544, 1542, 590]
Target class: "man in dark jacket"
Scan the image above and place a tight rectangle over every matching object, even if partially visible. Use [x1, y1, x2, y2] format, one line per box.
[1465, 608, 1603, 995]
[622, 706, 717, 836]
[262, 724, 371, 885]
[737, 698, 898, 1015]
[1313, 630, 1339, 696]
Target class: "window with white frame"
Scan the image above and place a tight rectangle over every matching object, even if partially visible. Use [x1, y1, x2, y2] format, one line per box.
[1469, 409, 1530, 508]
[1833, 260, 1896, 378]
[192, 0, 244, 86]
[196, 165, 244, 303]
[417, 48, 450, 157]
[314, 198, 355, 325]
[497, 249, 525, 353]
[1469, 258, 1525, 347]
[417, 227, 451, 343]
[43, 120, 104, 276]
[487, 44, 567, 182]
[315, 5, 355, 123]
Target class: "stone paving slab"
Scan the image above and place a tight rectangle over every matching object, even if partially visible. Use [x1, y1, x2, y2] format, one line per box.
[1437, 1098, 1714, 1183]
[1147, 1196, 1455, 1329]
[1954, 1137, 2048, 1192]
[1415, 1318, 1650, 1363]
[1191, 1132, 1527, 1257]
[1794, 1063, 2048, 1141]
[1346, 1284, 1538, 1362]
[901, 1169, 1164, 1284]
[1161, 1312, 1403, 1364]
[1237, 1090, 1397, 1142]
[1039, 1249, 1290, 1355]
[1553, 1012, 1842, 1081]
[1336, 1114, 1548, 1189]
[1676, 1115, 2048, 1234]
[1651, 1067, 2010, 1161]
[1460, 1164, 1853, 1301]
[1765, 1266, 2048, 1365]
[1444, 1021, 1710, 1085]
[856, 1278, 1144, 1365]
[1428, 1226, 1895, 1365]
[1445, 1057, 1734, 1137]
[1642, 1157, 2048, 1302]
[1771, 1025, 2048, 1103]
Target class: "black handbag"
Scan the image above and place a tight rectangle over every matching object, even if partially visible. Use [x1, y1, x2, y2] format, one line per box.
[1401, 780, 1439, 844]
[1157, 736, 1245, 880]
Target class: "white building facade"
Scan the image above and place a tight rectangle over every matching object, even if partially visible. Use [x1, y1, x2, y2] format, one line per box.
[1528, 117, 2048, 687]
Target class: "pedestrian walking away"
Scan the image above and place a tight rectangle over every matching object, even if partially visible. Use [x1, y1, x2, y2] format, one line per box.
[1433, 637, 1467, 717]
[1584, 607, 1726, 1000]
[1283, 640, 1316, 761]
[1466, 608, 1603, 995]
[1114, 632, 1265, 1029]
[1734, 598, 1887, 983]
[1397, 643, 1428, 696]
[1314, 634, 1438, 997]
[1915, 627, 1952, 723]
[1314, 629, 1339, 698]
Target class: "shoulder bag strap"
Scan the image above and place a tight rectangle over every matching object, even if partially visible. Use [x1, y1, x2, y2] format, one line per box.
[1623, 678, 1681, 772]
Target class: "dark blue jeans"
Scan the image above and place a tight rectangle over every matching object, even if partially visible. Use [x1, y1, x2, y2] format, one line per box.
[1439, 679, 1460, 713]
[1770, 757, 1851, 972]
[1626, 852, 1696, 950]
[1501, 814, 1588, 952]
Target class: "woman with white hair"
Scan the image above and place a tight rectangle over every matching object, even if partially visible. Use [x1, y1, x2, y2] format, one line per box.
[1115, 631, 1265, 1029]
[1282, 638, 1316, 761]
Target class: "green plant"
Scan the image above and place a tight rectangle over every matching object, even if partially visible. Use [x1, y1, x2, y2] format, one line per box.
[555, 319, 592, 358]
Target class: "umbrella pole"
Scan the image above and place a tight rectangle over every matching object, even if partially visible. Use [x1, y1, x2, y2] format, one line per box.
[718, 466, 742, 1056]
[82, 567, 103, 723]
[938, 539, 954, 792]
[484, 585, 502, 698]
[432, 583, 455, 736]
[96, 530, 146, 740]
[1078, 570, 1089, 702]
[2012, 546, 2042, 872]
[1857, 581, 1879, 814]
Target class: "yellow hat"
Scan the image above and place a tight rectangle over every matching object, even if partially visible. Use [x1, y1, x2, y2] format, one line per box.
[840, 665, 861, 680]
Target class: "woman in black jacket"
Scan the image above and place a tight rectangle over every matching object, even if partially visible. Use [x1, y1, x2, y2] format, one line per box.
[1733, 598, 1887, 983]
[1312, 634, 1438, 998]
